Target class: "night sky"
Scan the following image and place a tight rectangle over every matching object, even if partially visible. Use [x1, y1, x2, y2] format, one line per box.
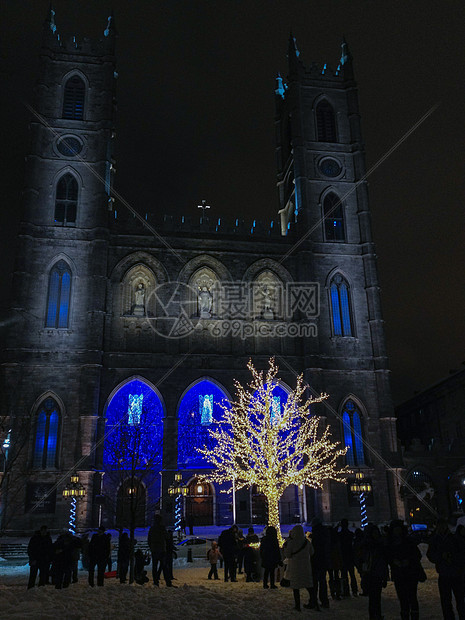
[1, 1, 464, 405]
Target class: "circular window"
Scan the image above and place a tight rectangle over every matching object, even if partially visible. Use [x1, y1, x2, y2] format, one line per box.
[318, 158, 342, 178]
[57, 136, 82, 157]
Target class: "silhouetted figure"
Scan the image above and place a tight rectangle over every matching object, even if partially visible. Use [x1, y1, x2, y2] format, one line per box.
[360, 525, 389, 620]
[134, 549, 150, 584]
[148, 514, 173, 586]
[310, 517, 331, 608]
[207, 540, 221, 580]
[387, 520, 422, 620]
[118, 532, 131, 583]
[88, 526, 111, 587]
[339, 518, 358, 596]
[427, 518, 465, 620]
[219, 524, 239, 582]
[283, 524, 317, 612]
[244, 527, 259, 582]
[52, 530, 74, 589]
[27, 525, 53, 589]
[260, 526, 282, 589]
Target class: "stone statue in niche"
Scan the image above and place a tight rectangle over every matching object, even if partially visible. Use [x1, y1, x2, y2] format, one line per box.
[133, 282, 146, 316]
[261, 284, 275, 320]
[198, 285, 213, 318]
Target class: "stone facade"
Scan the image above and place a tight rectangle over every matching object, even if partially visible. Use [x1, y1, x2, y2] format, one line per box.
[396, 368, 465, 524]
[0, 13, 403, 532]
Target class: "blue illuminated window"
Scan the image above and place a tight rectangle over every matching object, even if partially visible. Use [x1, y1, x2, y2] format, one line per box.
[323, 193, 345, 242]
[55, 173, 78, 225]
[104, 379, 164, 469]
[63, 75, 85, 120]
[177, 380, 229, 468]
[33, 398, 60, 469]
[330, 274, 353, 337]
[342, 400, 365, 466]
[45, 260, 72, 328]
[316, 100, 337, 142]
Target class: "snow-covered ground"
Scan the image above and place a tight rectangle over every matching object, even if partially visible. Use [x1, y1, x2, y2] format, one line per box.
[0, 555, 444, 619]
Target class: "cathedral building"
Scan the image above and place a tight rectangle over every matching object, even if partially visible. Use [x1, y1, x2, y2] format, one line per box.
[0, 9, 404, 532]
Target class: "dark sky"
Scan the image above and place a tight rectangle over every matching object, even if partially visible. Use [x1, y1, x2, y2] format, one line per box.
[1, 0, 464, 405]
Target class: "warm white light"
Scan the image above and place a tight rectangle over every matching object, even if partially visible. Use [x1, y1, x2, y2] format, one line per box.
[197, 485, 203, 494]
[197, 358, 348, 543]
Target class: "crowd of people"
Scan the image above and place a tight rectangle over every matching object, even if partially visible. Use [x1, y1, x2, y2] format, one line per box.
[26, 515, 465, 619]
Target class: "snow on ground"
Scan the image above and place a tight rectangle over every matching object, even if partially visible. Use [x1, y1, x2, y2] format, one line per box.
[0, 558, 444, 620]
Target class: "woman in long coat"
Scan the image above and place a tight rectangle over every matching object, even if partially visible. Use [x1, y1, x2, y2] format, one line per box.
[283, 524, 316, 611]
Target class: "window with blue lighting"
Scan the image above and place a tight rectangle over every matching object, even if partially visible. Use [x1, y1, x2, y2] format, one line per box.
[45, 260, 72, 329]
[63, 75, 85, 120]
[316, 100, 337, 142]
[177, 380, 230, 468]
[323, 193, 345, 242]
[33, 398, 60, 469]
[252, 383, 290, 431]
[55, 173, 78, 226]
[103, 379, 164, 470]
[342, 400, 365, 466]
[329, 273, 353, 337]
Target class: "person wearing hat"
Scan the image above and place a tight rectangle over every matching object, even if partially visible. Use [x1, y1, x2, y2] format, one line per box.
[88, 526, 111, 587]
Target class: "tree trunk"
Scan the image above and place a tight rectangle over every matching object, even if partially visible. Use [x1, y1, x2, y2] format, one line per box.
[266, 493, 283, 545]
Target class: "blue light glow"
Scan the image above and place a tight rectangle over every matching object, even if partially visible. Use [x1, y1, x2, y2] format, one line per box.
[104, 379, 164, 469]
[33, 412, 47, 469]
[128, 394, 143, 425]
[177, 380, 230, 468]
[343, 411, 354, 466]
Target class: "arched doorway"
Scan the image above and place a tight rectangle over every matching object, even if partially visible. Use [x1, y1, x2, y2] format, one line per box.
[185, 478, 214, 526]
[116, 479, 147, 528]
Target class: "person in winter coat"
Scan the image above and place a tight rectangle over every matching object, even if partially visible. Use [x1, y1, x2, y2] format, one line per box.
[207, 540, 221, 580]
[360, 525, 389, 620]
[427, 518, 465, 620]
[353, 528, 367, 595]
[88, 526, 111, 587]
[118, 532, 131, 583]
[328, 525, 343, 600]
[52, 530, 75, 589]
[134, 548, 151, 584]
[260, 526, 282, 589]
[27, 525, 53, 589]
[244, 527, 260, 582]
[310, 517, 331, 608]
[387, 520, 423, 620]
[339, 518, 358, 596]
[148, 514, 173, 586]
[283, 524, 316, 612]
[218, 524, 239, 582]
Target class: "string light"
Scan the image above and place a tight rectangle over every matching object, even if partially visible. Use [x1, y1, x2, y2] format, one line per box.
[197, 358, 349, 543]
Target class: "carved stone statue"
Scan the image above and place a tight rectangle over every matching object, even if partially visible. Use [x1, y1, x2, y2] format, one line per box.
[261, 284, 275, 320]
[133, 282, 145, 316]
[198, 285, 213, 318]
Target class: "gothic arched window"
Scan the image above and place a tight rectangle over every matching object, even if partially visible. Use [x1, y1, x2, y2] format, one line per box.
[323, 193, 345, 242]
[45, 260, 72, 328]
[103, 379, 164, 470]
[177, 379, 230, 468]
[316, 100, 337, 142]
[329, 273, 353, 337]
[33, 398, 60, 469]
[54, 173, 78, 226]
[342, 400, 365, 466]
[63, 75, 85, 120]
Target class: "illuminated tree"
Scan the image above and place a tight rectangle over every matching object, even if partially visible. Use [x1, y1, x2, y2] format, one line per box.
[197, 359, 348, 542]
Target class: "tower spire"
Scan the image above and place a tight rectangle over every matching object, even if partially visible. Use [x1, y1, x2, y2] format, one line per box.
[42, 4, 60, 49]
[340, 36, 354, 79]
[287, 32, 304, 78]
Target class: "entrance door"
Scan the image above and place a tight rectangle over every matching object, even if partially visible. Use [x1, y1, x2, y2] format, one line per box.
[185, 479, 214, 526]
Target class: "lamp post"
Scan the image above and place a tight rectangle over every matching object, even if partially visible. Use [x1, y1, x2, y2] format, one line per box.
[62, 473, 86, 534]
[349, 471, 372, 529]
[168, 472, 188, 538]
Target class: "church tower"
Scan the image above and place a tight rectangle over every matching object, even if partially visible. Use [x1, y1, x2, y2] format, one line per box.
[1, 8, 117, 529]
[276, 37, 404, 522]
